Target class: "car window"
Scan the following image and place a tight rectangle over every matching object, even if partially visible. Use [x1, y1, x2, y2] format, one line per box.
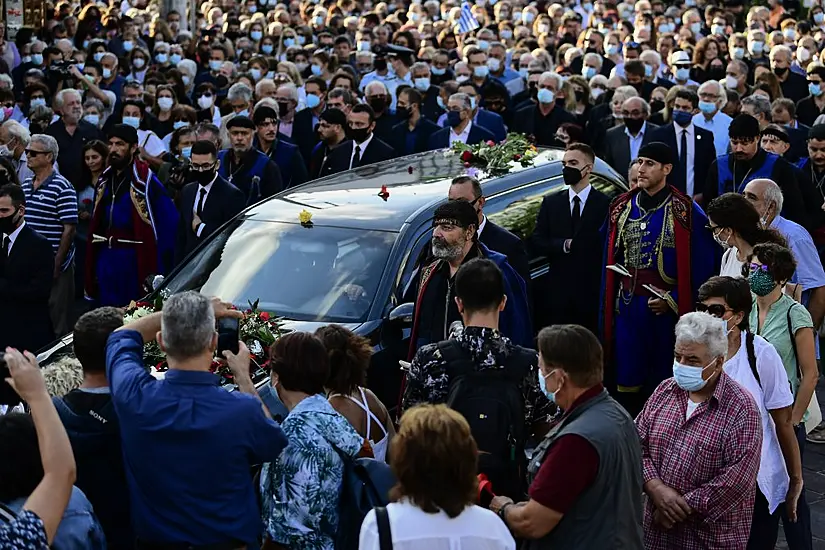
[163, 220, 398, 322]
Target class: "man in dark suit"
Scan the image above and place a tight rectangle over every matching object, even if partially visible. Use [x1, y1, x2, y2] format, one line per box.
[511, 72, 577, 146]
[530, 144, 610, 334]
[253, 105, 308, 188]
[0, 183, 55, 405]
[449, 175, 531, 288]
[322, 103, 396, 176]
[289, 77, 326, 165]
[308, 108, 348, 180]
[175, 140, 246, 264]
[603, 96, 659, 180]
[391, 88, 441, 156]
[649, 88, 716, 199]
[428, 92, 496, 150]
[771, 98, 810, 162]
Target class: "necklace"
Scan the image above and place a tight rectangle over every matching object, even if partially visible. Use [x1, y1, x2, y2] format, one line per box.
[634, 191, 670, 231]
[811, 164, 825, 200]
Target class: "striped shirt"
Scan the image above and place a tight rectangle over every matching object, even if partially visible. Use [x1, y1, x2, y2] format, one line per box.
[21, 171, 77, 272]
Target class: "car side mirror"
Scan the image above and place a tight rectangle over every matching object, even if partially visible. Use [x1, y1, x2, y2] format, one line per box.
[388, 302, 414, 324]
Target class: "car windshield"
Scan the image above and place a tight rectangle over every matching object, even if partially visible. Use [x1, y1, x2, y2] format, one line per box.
[164, 220, 398, 322]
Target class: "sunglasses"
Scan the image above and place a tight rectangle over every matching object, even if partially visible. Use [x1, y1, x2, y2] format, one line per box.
[25, 149, 48, 157]
[749, 262, 770, 273]
[696, 303, 731, 317]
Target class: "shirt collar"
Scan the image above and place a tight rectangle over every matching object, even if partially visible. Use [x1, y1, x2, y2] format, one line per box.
[624, 121, 647, 138]
[450, 120, 473, 139]
[355, 132, 374, 150]
[199, 173, 218, 192]
[478, 214, 487, 235]
[569, 184, 592, 204]
[673, 121, 694, 134]
[163, 369, 221, 386]
[5, 220, 25, 242]
[560, 384, 605, 418]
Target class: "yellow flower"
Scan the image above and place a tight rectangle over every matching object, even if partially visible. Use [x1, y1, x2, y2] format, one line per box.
[299, 209, 313, 224]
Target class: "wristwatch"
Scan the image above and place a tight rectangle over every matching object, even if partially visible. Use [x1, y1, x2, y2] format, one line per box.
[498, 502, 512, 522]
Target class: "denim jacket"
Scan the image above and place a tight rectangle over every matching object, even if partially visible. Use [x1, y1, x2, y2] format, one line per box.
[4, 486, 107, 550]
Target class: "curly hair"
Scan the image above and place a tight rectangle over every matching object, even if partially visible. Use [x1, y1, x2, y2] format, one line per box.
[748, 242, 797, 284]
[315, 324, 372, 395]
[389, 405, 478, 518]
[706, 193, 787, 249]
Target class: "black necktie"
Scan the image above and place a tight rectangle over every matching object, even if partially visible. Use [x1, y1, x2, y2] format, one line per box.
[572, 195, 581, 230]
[352, 145, 361, 169]
[1, 235, 8, 255]
[196, 187, 207, 217]
[680, 129, 689, 181]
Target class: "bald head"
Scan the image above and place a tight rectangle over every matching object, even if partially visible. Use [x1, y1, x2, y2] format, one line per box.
[743, 178, 783, 225]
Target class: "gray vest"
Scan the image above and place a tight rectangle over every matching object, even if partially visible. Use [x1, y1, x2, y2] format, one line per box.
[524, 389, 644, 550]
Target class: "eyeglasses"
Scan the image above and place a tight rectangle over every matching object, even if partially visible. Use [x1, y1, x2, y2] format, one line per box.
[696, 303, 731, 317]
[190, 161, 216, 172]
[704, 224, 724, 234]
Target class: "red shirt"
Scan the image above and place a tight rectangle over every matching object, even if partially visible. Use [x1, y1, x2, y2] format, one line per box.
[527, 384, 602, 513]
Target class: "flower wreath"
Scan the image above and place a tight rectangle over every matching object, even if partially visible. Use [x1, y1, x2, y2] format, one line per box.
[446, 133, 538, 175]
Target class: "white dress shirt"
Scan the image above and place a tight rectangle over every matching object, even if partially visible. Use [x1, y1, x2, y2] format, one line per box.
[692, 111, 732, 156]
[350, 133, 374, 169]
[192, 175, 217, 237]
[3, 220, 25, 255]
[477, 214, 487, 236]
[449, 120, 473, 146]
[673, 121, 696, 195]
[568, 183, 592, 214]
[625, 121, 648, 163]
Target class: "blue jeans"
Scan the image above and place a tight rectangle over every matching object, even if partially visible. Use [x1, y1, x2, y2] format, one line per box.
[780, 424, 812, 550]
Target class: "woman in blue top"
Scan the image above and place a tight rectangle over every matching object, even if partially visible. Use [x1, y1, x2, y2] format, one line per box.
[260, 332, 365, 550]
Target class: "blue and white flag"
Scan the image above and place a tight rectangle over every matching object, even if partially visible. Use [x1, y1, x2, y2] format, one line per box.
[457, 1, 480, 34]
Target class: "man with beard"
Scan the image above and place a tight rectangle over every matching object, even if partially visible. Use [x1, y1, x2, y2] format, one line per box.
[403, 200, 532, 358]
[309, 108, 347, 180]
[795, 124, 825, 244]
[253, 105, 307, 189]
[602, 142, 716, 417]
[85, 124, 178, 306]
[703, 114, 810, 228]
[217, 116, 283, 206]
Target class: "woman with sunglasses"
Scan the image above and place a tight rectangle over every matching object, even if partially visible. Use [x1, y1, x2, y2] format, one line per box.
[697, 275, 802, 549]
[706, 192, 787, 278]
[747, 243, 818, 548]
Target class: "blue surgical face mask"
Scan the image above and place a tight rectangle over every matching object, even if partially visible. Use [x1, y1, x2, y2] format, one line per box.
[170, 53, 182, 65]
[311, 63, 323, 76]
[698, 100, 717, 114]
[582, 66, 597, 79]
[83, 113, 100, 126]
[173, 120, 188, 130]
[672, 358, 717, 392]
[431, 66, 446, 76]
[209, 59, 223, 71]
[31, 53, 43, 66]
[155, 53, 168, 64]
[251, 30, 263, 41]
[414, 77, 430, 91]
[675, 67, 691, 81]
[122, 115, 141, 128]
[181, 146, 192, 159]
[474, 65, 489, 78]
[644, 64, 653, 78]
[123, 40, 134, 52]
[93, 52, 105, 62]
[810, 83, 823, 97]
[305, 93, 321, 109]
[30, 97, 46, 108]
[250, 68, 262, 81]
[262, 44, 274, 55]
[538, 369, 560, 402]
[537, 88, 555, 104]
[437, 96, 446, 110]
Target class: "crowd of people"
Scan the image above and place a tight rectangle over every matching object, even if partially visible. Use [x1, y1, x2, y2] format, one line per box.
[3, 0, 825, 547]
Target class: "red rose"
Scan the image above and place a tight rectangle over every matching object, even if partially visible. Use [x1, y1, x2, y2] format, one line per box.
[464, 162, 471, 168]
[259, 311, 270, 321]
[486, 140, 495, 147]
[513, 154, 522, 161]
[460, 150, 473, 162]
[82, 198, 92, 205]
[407, 166, 414, 174]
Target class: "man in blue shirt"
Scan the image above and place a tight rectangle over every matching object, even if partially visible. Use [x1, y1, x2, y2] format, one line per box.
[106, 292, 288, 548]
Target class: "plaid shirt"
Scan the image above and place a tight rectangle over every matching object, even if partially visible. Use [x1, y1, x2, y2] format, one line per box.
[636, 373, 762, 550]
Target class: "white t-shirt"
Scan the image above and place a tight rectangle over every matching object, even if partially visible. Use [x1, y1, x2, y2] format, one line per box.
[720, 246, 745, 278]
[359, 501, 515, 550]
[685, 398, 700, 420]
[723, 331, 794, 514]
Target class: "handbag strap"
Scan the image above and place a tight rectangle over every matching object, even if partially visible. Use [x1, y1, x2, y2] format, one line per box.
[375, 506, 393, 550]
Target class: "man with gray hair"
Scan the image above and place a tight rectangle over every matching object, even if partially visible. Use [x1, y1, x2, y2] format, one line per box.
[694, 80, 732, 156]
[0, 119, 34, 183]
[46, 88, 104, 187]
[741, 94, 772, 130]
[770, 44, 809, 103]
[636, 311, 762, 549]
[512, 71, 577, 145]
[604, 96, 657, 177]
[21, 133, 77, 336]
[107, 293, 288, 547]
[428, 92, 496, 149]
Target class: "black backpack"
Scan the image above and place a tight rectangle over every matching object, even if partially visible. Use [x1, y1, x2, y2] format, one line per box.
[334, 449, 396, 550]
[438, 339, 534, 499]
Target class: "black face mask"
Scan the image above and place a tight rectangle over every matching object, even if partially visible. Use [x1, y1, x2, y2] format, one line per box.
[349, 126, 370, 142]
[624, 117, 644, 134]
[395, 106, 411, 120]
[708, 66, 725, 81]
[0, 207, 19, 234]
[773, 66, 789, 77]
[574, 90, 585, 103]
[191, 168, 216, 185]
[368, 96, 387, 113]
[650, 99, 665, 113]
[562, 165, 584, 186]
[276, 101, 290, 117]
[374, 58, 387, 71]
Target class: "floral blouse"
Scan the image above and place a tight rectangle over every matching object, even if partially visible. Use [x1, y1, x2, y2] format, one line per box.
[261, 394, 364, 550]
[0, 510, 48, 549]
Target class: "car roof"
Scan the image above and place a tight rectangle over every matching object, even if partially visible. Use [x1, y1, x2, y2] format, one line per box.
[244, 147, 622, 231]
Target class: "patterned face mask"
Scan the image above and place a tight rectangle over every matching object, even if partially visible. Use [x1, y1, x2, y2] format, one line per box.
[748, 265, 776, 297]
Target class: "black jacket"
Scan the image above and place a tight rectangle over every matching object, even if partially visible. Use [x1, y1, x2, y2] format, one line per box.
[480, 219, 531, 291]
[603, 122, 660, 180]
[648, 123, 716, 196]
[174, 175, 246, 264]
[390, 117, 441, 155]
[291, 108, 321, 166]
[428, 123, 496, 150]
[217, 148, 283, 206]
[530, 186, 610, 333]
[0, 224, 54, 404]
[322, 136, 396, 176]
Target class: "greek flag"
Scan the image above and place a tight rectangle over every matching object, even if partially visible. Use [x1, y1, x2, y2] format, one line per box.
[457, 1, 480, 34]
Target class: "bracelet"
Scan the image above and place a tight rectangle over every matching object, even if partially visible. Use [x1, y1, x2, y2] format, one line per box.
[498, 502, 512, 522]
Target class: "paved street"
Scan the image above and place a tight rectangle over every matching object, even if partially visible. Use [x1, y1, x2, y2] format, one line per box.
[779, 381, 825, 549]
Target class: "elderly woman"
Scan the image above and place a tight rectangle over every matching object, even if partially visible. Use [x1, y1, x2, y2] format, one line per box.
[697, 276, 802, 547]
[261, 332, 365, 550]
[359, 404, 515, 549]
[636, 311, 762, 549]
[706, 193, 787, 277]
